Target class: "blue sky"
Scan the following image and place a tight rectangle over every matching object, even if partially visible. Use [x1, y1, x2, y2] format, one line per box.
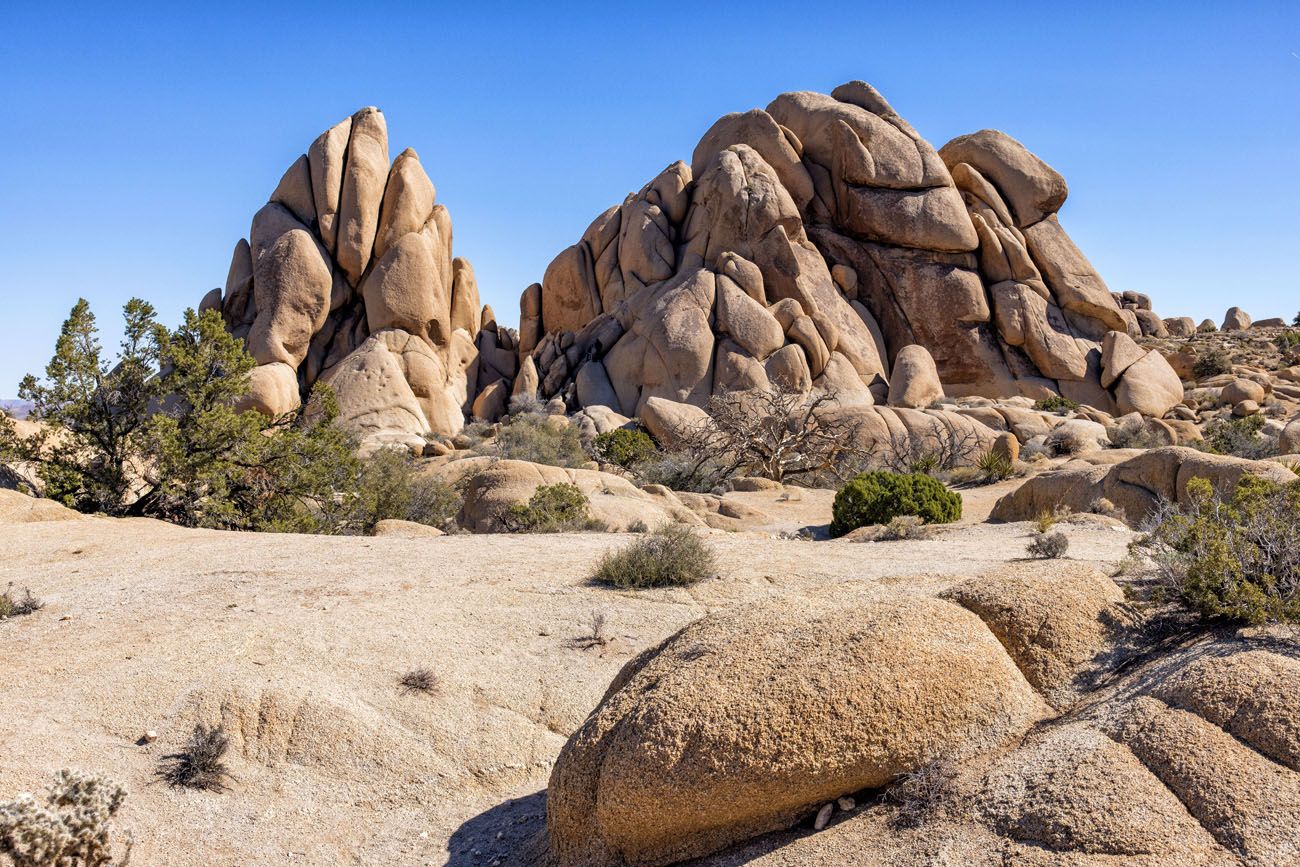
[2, 2, 1297, 394]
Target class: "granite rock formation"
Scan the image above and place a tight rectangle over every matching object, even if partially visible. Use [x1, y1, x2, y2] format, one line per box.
[518, 82, 1169, 421]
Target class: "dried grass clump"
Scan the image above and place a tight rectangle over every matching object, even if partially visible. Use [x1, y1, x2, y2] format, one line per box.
[591, 524, 715, 589]
[1027, 529, 1070, 559]
[400, 667, 439, 695]
[157, 724, 231, 791]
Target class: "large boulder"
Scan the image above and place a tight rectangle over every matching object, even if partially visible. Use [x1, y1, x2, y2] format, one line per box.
[887, 344, 943, 408]
[1222, 307, 1252, 331]
[991, 446, 1298, 524]
[445, 458, 701, 533]
[1114, 350, 1184, 417]
[546, 586, 1048, 867]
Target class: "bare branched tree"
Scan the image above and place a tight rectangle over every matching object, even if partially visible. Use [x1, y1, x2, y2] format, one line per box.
[667, 385, 866, 486]
[869, 426, 984, 475]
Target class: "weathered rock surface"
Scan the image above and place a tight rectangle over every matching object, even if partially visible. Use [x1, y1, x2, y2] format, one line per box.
[211, 108, 500, 450]
[519, 81, 1158, 445]
[546, 586, 1049, 867]
[990, 446, 1297, 524]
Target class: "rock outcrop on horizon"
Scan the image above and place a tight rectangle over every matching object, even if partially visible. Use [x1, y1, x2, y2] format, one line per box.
[211, 86, 1190, 450]
[206, 107, 508, 450]
[517, 81, 1170, 423]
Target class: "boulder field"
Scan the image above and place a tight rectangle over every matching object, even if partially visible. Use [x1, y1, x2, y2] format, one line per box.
[208, 83, 1192, 454]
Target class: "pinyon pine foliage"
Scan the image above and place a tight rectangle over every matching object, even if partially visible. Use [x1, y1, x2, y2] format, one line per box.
[0, 299, 368, 532]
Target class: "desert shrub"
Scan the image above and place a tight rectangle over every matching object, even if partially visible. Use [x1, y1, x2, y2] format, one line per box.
[1108, 418, 1161, 450]
[974, 449, 1014, 482]
[867, 426, 985, 478]
[506, 393, 547, 417]
[500, 483, 603, 533]
[877, 515, 932, 541]
[0, 770, 131, 866]
[1134, 475, 1300, 624]
[1089, 497, 1127, 522]
[1199, 414, 1271, 459]
[399, 667, 439, 694]
[629, 448, 732, 493]
[329, 448, 459, 534]
[1027, 530, 1070, 559]
[1192, 348, 1234, 379]
[1045, 427, 1090, 457]
[887, 758, 960, 830]
[1033, 505, 1072, 534]
[0, 584, 42, 620]
[157, 724, 231, 791]
[1034, 395, 1079, 414]
[590, 428, 657, 469]
[1274, 331, 1300, 350]
[591, 523, 715, 589]
[830, 471, 962, 537]
[567, 610, 612, 648]
[491, 413, 587, 468]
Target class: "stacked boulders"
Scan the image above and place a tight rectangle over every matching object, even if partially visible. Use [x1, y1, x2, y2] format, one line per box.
[208, 108, 497, 451]
[517, 81, 1174, 432]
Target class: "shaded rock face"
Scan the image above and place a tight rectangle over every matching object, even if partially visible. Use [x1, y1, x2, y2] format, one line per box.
[521, 82, 1146, 418]
[212, 108, 504, 444]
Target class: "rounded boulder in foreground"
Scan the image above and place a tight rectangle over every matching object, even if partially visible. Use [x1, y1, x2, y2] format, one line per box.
[545, 587, 1049, 867]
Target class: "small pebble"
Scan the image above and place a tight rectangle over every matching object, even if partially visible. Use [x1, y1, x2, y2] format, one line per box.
[813, 802, 833, 831]
[142, 730, 158, 744]
[837, 796, 856, 811]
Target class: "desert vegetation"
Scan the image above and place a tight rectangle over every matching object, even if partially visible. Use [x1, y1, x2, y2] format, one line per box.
[157, 724, 232, 791]
[499, 483, 604, 533]
[830, 471, 962, 537]
[0, 770, 131, 866]
[591, 524, 715, 589]
[1135, 474, 1300, 624]
[0, 584, 42, 620]
[0, 300, 451, 534]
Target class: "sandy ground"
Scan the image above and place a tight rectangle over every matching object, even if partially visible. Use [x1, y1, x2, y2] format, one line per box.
[0, 483, 1132, 866]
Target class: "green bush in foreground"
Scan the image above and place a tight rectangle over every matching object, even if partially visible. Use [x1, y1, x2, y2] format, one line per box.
[592, 524, 715, 589]
[830, 471, 961, 537]
[500, 483, 603, 533]
[1135, 475, 1300, 624]
[590, 428, 657, 469]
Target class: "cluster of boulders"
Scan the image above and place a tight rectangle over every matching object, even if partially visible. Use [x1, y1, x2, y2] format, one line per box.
[544, 563, 1300, 865]
[209, 85, 1205, 455]
[512, 81, 1184, 437]
[204, 107, 509, 452]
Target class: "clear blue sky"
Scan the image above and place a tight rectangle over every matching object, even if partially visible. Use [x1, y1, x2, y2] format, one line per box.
[2, 2, 1297, 394]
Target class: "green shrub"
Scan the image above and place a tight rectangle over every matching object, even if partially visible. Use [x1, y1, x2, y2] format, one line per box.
[1108, 418, 1161, 450]
[590, 428, 657, 469]
[1199, 414, 1271, 459]
[333, 448, 459, 534]
[1274, 331, 1300, 350]
[1135, 475, 1300, 624]
[975, 449, 1014, 482]
[0, 770, 131, 866]
[1192, 348, 1234, 379]
[501, 483, 603, 532]
[830, 471, 961, 537]
[491, 414, 587, 467]
[591, 523, 715, 588]
[1033, 395, 1079, 414]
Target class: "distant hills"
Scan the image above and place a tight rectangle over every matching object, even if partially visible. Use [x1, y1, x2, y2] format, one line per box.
[0, 399, 33, 419]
